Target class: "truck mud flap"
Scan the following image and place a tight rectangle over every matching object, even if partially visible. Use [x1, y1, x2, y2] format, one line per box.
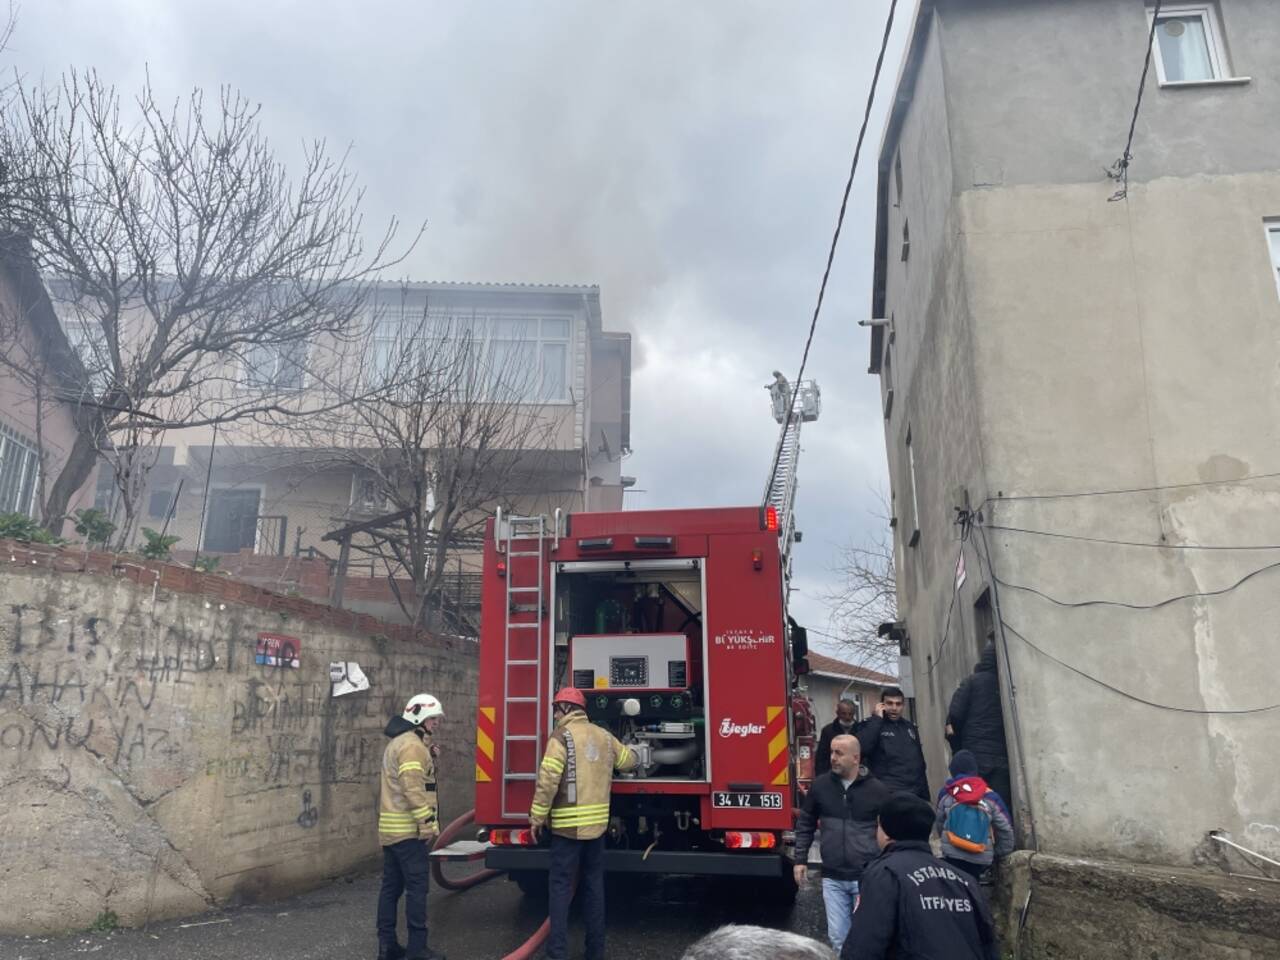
[485, 847, 788, 877]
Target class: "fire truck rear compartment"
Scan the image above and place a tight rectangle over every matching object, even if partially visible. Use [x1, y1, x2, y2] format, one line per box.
[553, 561, 707, 784]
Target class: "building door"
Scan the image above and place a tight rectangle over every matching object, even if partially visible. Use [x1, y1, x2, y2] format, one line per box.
[204, 488, 260, 552]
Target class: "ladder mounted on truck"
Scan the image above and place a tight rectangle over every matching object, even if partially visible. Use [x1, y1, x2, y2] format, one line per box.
[763, 374, 821, 587]
[492, 509, 553, 820]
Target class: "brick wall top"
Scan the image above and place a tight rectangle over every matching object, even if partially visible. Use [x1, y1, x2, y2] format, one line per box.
[0, 538, 460, 651]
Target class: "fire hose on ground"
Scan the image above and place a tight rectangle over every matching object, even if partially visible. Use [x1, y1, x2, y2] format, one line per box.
[431, 808, 566, 960]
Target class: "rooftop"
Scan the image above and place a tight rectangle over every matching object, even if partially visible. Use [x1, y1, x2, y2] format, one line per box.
[807, 650, 897, 686]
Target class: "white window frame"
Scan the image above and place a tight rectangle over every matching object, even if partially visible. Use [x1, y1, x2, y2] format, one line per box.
[1148, 3, 1245, 87]
[1266, 221, 1280, 303]
[241, 341, 306, 393]
[0, 422, 41, 518]
[60, 316, 111, 395]
[370, 310, 574, 405]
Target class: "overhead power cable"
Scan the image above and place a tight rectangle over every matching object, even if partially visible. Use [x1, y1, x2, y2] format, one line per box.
[985, 468, 1280, 504]
[1106, 0, 1164, 201]
[764, 0, 901, 505]
[984, 523, 1280, 552]
[998, 619, 1280, 716]
[992, 559, 1280, 611]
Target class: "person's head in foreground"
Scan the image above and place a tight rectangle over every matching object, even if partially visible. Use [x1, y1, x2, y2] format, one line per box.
[876, 792, 936, 849]
[680, 924, 836, 960]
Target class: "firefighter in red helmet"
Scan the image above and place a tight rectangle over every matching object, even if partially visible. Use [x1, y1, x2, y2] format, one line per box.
[530, 687, 637, 960]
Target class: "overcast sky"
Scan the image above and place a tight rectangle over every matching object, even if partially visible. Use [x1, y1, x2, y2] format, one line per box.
[7, 1, 909, 659]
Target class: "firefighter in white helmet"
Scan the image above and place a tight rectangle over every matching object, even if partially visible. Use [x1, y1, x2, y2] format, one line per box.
[375, 693, 446, 960]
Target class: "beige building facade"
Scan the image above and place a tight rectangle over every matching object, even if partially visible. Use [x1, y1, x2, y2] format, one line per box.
[872, 0, 1280, 868]
[90, 282, 631, 625]
[0, 235, 96, 533]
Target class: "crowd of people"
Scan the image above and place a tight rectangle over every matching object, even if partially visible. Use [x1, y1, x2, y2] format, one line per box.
[369, 645, 1012, 960]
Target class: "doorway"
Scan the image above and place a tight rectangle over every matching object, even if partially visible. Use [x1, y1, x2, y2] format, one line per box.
[204, 488, 260, 552]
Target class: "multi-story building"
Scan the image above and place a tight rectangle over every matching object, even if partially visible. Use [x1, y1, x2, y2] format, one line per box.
[870, 0, 1279, 888]
[95, 282, 631, 626]
[0, 234, 96, 533]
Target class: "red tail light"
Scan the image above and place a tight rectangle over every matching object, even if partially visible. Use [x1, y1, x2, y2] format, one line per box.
[496, 559, 507, 578]
[764, 506, 779, 532]
[724, 831, 777, 850]
[489, 828, 535, 846]
[751, 548, 764, 571]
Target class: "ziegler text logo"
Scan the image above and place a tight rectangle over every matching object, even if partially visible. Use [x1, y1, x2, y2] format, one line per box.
[719, 718, 766, 738]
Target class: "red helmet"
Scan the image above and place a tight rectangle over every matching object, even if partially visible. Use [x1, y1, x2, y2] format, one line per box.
[553, 687, 587, 710]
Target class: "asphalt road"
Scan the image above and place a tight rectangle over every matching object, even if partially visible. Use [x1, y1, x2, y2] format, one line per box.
[1, 866, 831, 960]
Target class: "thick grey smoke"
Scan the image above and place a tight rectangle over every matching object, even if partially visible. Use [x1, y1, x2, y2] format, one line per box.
[8, 0, 903, 642]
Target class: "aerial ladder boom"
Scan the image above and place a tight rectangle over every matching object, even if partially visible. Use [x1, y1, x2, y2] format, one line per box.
[763, 372, 821, 587]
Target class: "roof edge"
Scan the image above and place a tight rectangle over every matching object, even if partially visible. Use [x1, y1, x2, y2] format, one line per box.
[870, 0, 937, 372]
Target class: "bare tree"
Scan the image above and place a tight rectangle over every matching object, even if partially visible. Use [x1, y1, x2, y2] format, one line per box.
[0, 69, 418, 535]
[820, 494, 900, 673]
[265, 302, 564, 628]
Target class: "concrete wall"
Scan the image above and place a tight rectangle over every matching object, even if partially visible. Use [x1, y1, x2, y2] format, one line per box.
[936, 0, 1280, 188]
[877, 13, 998, 801]
[0, 542, 478, 935]
[961, 174, 1280, 863]
[876, 0, 1280, 866]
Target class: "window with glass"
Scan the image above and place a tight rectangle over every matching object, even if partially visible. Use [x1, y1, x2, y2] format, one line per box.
[0, 423, 40, 517]
[1150, 4, 1232, 84]
[61, 317, 111, 394]
[244, 340, 306, 391]
[371, 310, 572, 402]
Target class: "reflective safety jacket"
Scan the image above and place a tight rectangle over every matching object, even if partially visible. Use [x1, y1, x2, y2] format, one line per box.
[529, 709, 636, 839]
[379, 716, 438, 846]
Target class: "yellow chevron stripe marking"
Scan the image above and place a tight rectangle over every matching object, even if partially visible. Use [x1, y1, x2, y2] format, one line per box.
[766, 705, 783, 723]
[477, 728, 494, 760]
[772, 768, 790, 786]
[480, 706, 496, 722]
[768, 729, 788, 762]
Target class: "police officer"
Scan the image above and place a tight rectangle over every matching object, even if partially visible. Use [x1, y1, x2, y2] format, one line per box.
[841, 793, 999, 960]
[857, 687, 930, 800]
[376, 693, 447, 960]
[529, 687, 637, 960]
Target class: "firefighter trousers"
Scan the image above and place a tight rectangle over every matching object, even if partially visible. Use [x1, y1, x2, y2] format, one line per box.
[377, 839, 430, 956]
[548, 833, 606, 960]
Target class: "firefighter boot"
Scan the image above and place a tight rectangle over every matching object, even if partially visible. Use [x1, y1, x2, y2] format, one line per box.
[376, 944, 404, 960]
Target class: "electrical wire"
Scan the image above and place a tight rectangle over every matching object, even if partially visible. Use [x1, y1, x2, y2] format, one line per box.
[992, 558, 1280, 611]
[998, 618, 1280, 715]
[984, 468, 1280, 504]
[925, 540, 964, 676]
[764, 0, 901, 506]
[1107, 0, 1163, 202]
[984, 523, 1280, 552]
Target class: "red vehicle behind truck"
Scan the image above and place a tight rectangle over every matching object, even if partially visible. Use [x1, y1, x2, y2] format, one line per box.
[472, 503, 816, 898]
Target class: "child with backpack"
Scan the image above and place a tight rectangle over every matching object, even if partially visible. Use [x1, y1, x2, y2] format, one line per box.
[935, 749, 1015, 880]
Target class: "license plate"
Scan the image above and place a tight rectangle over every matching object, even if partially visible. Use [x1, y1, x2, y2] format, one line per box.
[712, 791, 783, 809]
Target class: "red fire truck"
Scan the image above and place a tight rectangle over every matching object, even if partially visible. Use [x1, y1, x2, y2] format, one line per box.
[471, 502, 816, 897]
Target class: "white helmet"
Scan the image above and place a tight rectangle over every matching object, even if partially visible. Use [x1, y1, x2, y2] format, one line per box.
[402, 693, 444, 725]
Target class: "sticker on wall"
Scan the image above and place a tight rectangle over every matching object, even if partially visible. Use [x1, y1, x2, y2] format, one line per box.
[256, 632, 301, 668]
[330, 661, 370, 697]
